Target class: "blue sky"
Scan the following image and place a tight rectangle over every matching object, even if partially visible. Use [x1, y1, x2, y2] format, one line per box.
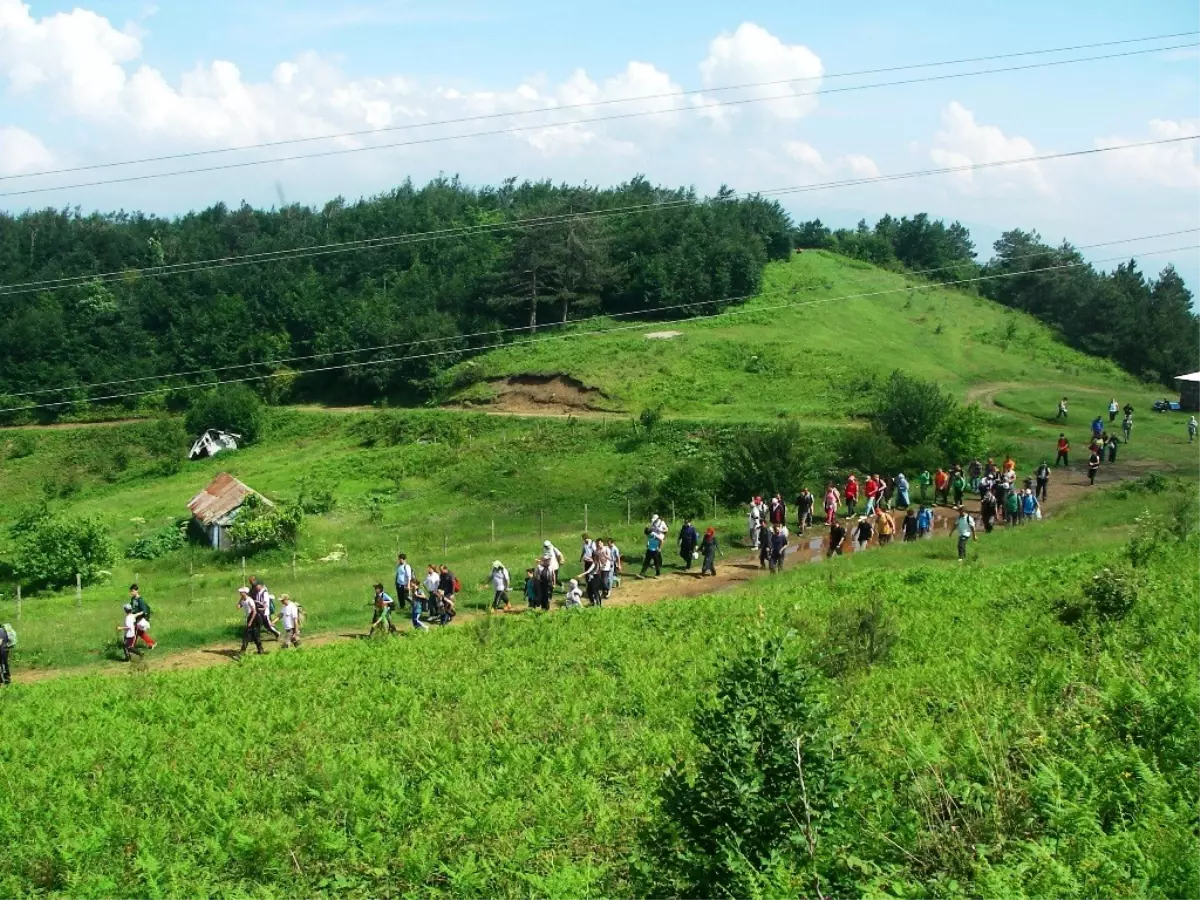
[1, 0, 1198, 287]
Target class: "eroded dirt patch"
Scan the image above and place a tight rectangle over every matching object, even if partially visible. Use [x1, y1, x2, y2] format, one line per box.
[456, 374, 617, 416]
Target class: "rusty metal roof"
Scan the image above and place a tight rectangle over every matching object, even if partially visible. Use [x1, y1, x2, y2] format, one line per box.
[187, 473, 270, 526]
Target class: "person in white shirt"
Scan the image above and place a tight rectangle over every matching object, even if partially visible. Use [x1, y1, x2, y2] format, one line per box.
[543, 540, 565, 584]
[279, 594, 301, 648]
[490, 561, 511, 611]
[564, 579, 583, 608]
[606, 538, 622, 594]
[424, 565, 443, 620]
[595, 541, 613, 600]
[237, 587, 265, 655]
[394, 554, 413, 609]
[952, 506, 978, 562]
[579, 534, 596, 565]
[116, 604, 142, 661]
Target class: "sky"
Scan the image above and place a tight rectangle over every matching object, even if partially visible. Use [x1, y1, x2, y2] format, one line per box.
[1, 0, 1198, 288]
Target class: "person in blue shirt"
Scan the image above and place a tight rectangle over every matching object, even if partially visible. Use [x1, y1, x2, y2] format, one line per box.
[640, 529, 664, 578]
[1022, 490, 1039, 522]
[768, 524, 789, 573]
[1091, 416, 1105, 440]
[916, 505, 934, 538]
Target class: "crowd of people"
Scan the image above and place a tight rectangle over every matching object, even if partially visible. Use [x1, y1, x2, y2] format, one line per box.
[5, 393, 1169, 682]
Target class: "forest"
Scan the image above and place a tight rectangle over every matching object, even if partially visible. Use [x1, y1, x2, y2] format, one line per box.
[0, 177, 792, 414]
[0, 180, 1193, 421]
[796, 215, 1198, 386]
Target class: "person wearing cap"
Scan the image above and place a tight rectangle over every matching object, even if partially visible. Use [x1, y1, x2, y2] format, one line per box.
[116, 604, 142, 661]
[489, 561, 511, 611]
[237, 586, 264, 655]
[368, 583, 398, 637]
[747, 496, 766, 548]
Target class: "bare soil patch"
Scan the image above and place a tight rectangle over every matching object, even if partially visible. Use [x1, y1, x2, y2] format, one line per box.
[454, 374, 618, 416]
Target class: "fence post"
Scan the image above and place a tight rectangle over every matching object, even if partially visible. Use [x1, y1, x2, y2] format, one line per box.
[491, 519, 495, 543]
[75, 573, 82, 613]
[443, 529, 448, 554]
[540, 510, 544, 540]
[291, 552, 297, 579]
[15, 585, 20, 622]
[626, 498, 631, 526]
[671, 501, 676, 523]
[241, 557, 246, 582]
[584, 504, 588, 532]
[713, 493, 718, 518]
[189, 551, 195, 606]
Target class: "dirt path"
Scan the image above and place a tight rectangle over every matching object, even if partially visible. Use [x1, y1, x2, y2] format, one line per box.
[15, 460, 1145, 686]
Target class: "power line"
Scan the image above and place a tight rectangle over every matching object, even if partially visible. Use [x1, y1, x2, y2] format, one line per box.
[2, 243, 1192, 414]
[4, 30, 1192, 184]
[1, 41, 1192, 200]
[7, 227, 1193, 400]
[3, 135, 1195, 298]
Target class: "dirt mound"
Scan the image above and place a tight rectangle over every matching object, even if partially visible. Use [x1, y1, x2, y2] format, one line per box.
[459, 374, 615, 416]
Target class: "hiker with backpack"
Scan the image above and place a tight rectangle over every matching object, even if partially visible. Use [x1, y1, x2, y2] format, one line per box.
[640, 516, 667, 578]
[237, 587, 265, 656]
[368, 584, 398, 637]
[0, 621, 14, 684]
[844, 476, 859, 517]
[423, 565, 443, 621]
[542, 540, 565, 586]
[249, 577, 280, 641]
[795, 488, 814, 534]
[129, 584, 152, 623]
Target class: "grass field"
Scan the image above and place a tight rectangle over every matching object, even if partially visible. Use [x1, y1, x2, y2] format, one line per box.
[0, 250, 1196, 898]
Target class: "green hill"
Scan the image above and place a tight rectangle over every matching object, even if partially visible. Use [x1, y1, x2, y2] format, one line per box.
[0, 250, 1196, 899]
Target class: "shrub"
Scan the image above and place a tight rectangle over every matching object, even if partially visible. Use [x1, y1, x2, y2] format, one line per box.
[639, 634, 848, 899]
[6, 433, 36, 459]
[871, 370, 952, 449]
[935, 402, 989, 464]
[1056, 566, 1139, 626]
[227, 495, 303, 554]
[719, 424, 830, 503]
[838, 427, 902, 475]
[638, 405, 664, 432]
[815, 599, 897, 678]
[126, 525, 186, 560]
[653, 460, 720, 521]
[10, 509, 115, 589]
[185, 386, 265, 444]
[296, 476, 338, 515]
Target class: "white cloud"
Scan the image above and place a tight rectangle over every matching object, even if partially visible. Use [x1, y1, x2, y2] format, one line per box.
[784, 140, 826, 171]
[699, 22, 823, 120]
[840, 154, 880, 179]
[1095, 119, 1200, 189]
[928, 101, 1050, 196]
[0, 126, 53, 175]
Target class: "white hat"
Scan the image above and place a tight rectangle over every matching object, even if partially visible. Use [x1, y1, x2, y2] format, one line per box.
[492, 560, 503, 569]
[238, 586, 250, 594]
[123, 603, 132, 612]
[569, 579, 578, 588]
[543, 540, 552, 549]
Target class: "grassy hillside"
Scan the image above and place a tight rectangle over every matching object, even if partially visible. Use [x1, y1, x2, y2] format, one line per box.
[0, 523, 1194, 898]
[442, 251, 1147, 418]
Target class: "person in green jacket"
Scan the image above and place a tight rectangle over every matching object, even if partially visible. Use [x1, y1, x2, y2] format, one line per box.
[128, 584, 151, 622]
[1004, 489, 1020, 526]
[918, 470, 933, 503]
[951, 471, 967, 507]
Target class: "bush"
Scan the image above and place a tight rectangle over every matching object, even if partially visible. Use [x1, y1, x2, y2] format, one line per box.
[6, 433, 36, 459]
[719, 424, 830, 504]
[640, 634, 848, 899]
[815, 599, 897, 678]
[935, 402, 989, 464]
[10, 508, 115, 589]
[134, 418, 188, 475]
[185, 386, 265, 445]
[1056, 566, 1139, 626]
[871, 370, 952, 449]
[838, 427, 902, 475]
[296, 477, 338, 515]
[653, 460, 719, 521]
[126, 525, 186, 560]
[227, 495, 303, 554]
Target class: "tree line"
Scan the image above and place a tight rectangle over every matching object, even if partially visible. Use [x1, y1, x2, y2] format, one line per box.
[796, 214, 1198, 386]
[0, 177, 792, 417]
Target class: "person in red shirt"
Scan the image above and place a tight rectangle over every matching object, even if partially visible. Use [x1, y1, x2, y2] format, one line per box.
[934, 468, 949, 505]
[864, 475, 880, 515]
[1055, 434, 1070, 467]
[844, 475, 859, 516]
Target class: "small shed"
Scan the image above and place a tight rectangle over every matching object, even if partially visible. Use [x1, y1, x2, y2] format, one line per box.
[1176, 372, 1200, 412]
[187, 473, 271, 551]
[189, 429, 241, 460]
